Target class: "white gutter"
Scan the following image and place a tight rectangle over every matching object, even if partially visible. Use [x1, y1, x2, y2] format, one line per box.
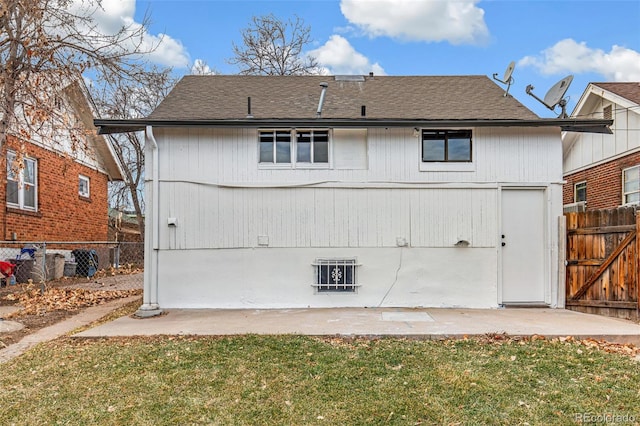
[136, 125, 162, 317]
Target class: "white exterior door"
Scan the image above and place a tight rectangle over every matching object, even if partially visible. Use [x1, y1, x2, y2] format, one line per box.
[501, 189, 546, 304]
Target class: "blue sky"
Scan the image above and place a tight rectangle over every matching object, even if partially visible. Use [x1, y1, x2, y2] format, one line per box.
[100, 0, 639, 118]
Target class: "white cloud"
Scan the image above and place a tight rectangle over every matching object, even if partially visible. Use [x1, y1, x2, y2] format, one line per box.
[308, 35, 386, 76]
[519, 39, 640, 81]
[191, 59, 216, 75]
[67, 0, 190, 68]
[340, 0, 489, 45]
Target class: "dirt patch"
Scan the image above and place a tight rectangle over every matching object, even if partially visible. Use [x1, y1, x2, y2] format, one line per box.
[0, 270, 142, 348]
[1, 310, 78, 347]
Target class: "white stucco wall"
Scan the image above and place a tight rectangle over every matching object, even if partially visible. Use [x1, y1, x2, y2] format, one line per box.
[157, 247, 498, 309]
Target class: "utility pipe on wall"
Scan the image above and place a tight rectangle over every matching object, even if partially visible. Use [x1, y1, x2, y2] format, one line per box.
[136, 126, 162, 317]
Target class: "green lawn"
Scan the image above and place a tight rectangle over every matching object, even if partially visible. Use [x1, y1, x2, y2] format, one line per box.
[1, 335, 639, 425]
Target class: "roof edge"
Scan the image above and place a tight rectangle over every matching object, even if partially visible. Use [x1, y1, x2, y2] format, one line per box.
[95, 118, 613, 135]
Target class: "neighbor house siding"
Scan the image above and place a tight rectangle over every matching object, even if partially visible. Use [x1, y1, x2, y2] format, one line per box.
[563, 100, 640, 175]
[1, 136, 110, 241]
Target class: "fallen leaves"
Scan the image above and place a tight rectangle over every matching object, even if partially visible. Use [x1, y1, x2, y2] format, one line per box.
[2, 286, 142, 318]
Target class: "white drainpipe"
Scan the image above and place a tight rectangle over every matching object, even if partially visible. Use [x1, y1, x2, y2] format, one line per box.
[136, 125, 162, 317]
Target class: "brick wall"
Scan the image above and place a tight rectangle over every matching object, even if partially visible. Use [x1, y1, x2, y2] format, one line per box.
[1, 137, 110, 241]
[563, 151, 640, 209]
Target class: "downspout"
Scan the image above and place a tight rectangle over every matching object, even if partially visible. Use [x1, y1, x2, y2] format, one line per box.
[136, 125, 162, 317]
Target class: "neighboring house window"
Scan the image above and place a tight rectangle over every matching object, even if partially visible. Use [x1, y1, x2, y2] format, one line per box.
[297, 130, 329, 163]
[79, 175, 90, 198]
[422, 130, 472, 162]
[259, 130, 291, 163]
[6, 150, 37, 211]
[622, 166, 640, 204]
[574, 181, 587, 203]
[313, 258, 359, 292]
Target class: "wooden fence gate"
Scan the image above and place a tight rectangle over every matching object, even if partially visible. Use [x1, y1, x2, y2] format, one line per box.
[565, 206, 640, 320]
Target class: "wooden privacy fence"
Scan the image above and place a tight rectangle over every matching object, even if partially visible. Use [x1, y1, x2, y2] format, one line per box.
[565, 206, 640, 320]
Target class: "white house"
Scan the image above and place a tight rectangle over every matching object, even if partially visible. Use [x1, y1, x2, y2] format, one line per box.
[562, 82, 640, 210]
[95, 75, 610, 314]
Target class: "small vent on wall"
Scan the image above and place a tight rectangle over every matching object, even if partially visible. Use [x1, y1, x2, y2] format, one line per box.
[603, 105, 612, 120]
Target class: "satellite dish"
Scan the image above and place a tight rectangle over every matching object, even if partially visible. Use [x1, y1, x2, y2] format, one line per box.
[492, 61, 516, 97]
[526, 75, 574, 118]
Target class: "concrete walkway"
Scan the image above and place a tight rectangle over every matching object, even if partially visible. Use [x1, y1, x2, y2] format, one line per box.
[0, 296, 140, 364]
[76, 307, 640, 345]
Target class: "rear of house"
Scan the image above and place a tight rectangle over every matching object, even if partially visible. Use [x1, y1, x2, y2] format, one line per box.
[96, 75, 610, 312]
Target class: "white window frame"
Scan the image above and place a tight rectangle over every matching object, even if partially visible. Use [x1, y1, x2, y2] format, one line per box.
[6, 150, 38, 212]
[622, 165, 640, 205]
[574, 181, 586, 203]
[79, 174, 90, 198]
[311, 258, 361, 293]
[258, 128, 331, 169]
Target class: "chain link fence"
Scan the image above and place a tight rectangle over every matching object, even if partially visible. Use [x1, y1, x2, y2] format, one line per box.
[0, 241, 143, 288]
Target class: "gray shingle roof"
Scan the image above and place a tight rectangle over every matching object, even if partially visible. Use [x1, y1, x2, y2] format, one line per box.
[149, 75, 539, 121]
[592, 82, 640, 105]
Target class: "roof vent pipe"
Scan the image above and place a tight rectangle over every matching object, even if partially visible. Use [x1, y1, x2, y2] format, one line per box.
[247, 97, 253, 118]
[316, 82, 328, 118]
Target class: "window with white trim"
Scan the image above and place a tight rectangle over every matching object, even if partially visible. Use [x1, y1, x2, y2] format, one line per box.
[79, 174, 90, 198]
[259, 130, 291, 164]
[296, 130, 329, 164]
[259, 129, 330, 166]
[422, 129, 472, 162]
[574, 181, 586, 203]
[622, 166, 640, 204]
[6, 150, 37, 211]
[312, 258, 359, 292]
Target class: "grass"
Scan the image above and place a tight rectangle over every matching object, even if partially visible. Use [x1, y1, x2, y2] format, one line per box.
[1, 335, 639, 425]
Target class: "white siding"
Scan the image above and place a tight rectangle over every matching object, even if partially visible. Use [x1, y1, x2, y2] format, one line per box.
[158, 185, 497, 250]
[157, 126, 562, 185]
[564, 101, 640, 174]
[146, 124, 563, 309]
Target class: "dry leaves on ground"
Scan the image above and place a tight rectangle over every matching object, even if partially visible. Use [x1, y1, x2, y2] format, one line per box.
[478, 333, 640, 358]
[2, 286, 142, 318]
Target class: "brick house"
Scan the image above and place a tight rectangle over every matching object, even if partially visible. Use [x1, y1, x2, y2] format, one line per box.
[1, 80, 123, 242]
[563, 83, 640, 211]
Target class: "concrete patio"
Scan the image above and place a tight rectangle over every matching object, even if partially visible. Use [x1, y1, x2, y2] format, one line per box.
[76, 307, 640, 345]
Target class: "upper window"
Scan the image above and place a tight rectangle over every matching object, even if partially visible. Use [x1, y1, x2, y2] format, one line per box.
[79, 175, 90, 198]
[574, 181, 586, 203]
[6, 150, 38, 211]
[422, 130, 472, 162]
[259, 130, 291, 164]
[297, 130, 329, 164]
[259, 129, 329, 166]
[622, 166, 640, 205]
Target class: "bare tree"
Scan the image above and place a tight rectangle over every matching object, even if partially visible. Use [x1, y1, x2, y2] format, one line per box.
[228, 14, 319, 76]
[91, 67, 177, 239]
[0, 0, 152, 153]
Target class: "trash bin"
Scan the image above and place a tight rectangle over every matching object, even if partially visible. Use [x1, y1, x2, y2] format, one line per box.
[8, 258, 36, 283]
[71, 249, 98, 277]
[45, 254, 66, 280]
[64, 261, 77, 277]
